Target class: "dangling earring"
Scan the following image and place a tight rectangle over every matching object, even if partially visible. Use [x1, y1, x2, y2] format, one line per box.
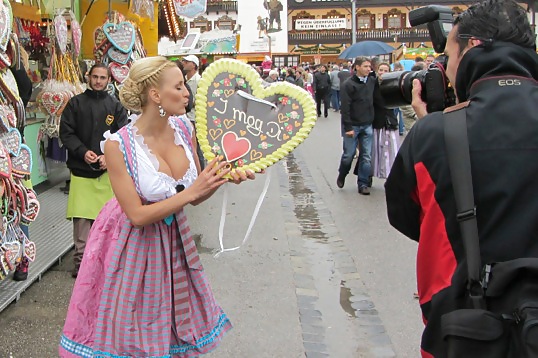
[158, 105, 166, 117]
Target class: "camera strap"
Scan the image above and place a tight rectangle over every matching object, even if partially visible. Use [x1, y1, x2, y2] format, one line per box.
[443, 103, 485, 309]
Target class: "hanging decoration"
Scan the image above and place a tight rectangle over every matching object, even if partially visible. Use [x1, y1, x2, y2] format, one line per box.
[160, 0, 182, 42]
[0, 2, 41, 281]
[131, 0, 155, 21]
[37, 9, 83, 141]
[93, 12, 147, 98]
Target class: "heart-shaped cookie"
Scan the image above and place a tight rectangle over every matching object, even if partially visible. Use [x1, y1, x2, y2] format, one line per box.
[109, 63, 130, 83]
[103, 22, 135, 54]
[0, 0, 12, 52]
[1, 127, 21, 156]
[23, 240, 36, 262]
[21, 197, 39, 224]
[40, 90, 70, 117]
[195, 59, 316, 175]
[2, 241, 20, 269]
[108, 47, 131, 65]
[11, 144, 32, 177]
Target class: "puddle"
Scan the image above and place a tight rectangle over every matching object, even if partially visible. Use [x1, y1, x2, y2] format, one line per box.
[340, 280, 357, 318]
[192, 234, 214, 254]
[286, 156, 329, 241]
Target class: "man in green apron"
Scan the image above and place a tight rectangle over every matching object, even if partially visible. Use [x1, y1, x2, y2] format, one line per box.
[60, 63, 128, 278]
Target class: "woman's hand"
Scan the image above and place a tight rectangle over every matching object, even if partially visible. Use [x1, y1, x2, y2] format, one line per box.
[187, 156, 231, 201]
[229, 169, 256, 184]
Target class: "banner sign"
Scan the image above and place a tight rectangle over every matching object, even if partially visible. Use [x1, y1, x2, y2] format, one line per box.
[173, 0, 207, 18]
[295, 18, 347, 31]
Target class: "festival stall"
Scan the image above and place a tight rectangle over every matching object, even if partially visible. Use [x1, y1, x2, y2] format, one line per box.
[0, 0, 41, 280]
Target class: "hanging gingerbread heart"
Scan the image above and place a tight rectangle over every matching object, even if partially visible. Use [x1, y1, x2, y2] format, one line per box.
[71, 15, 82, 56]
[2, 241, 20, 269]
[0, 128, 21, 157]
[0, 106, 10, 132]
[0, 0, 12, 52]
[11, 144, 32, 177]
[21, 198, 39, 224]
[40, 90, 69, 117]
[107, 47, 131, 65]
[109, 63, 130, 84]
[195, 59, 317, 176]
[23, 240, 36, 262]
[54, 13, 68, 54]
[103, 22, 135, 54]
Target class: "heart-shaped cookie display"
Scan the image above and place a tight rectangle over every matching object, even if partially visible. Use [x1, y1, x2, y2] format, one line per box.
[22, 197, 39, 224]
[2, 241, 20, 269]
[54, 13, 68, 54]
[1, 128, 21, 156]
[40, 90, 70, 117]
[0, 0, 12, 52]
[195, 59, 316, 175]
[109, 63, 130, 83]
[108, 47, 131, 65]
[11, 144, 32, 177]
[103, 22, 135, 54]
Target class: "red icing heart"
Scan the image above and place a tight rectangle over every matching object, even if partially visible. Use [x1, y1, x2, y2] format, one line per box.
[221, 131, 251, 163]
[40, 90, 70, 116]
[11, 144, 32, 177]
[109, 63, 130, 84]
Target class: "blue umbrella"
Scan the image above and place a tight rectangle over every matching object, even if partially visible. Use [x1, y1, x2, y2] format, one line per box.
[338, 41, 395, 59]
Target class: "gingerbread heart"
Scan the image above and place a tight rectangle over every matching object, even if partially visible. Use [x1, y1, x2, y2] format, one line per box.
[2, 241, 20, 269]
[0, 0, 12, 52]
[108, 47, 131, 65]
[40, 90, 69, 117]
[23, 240, 36, 262]
[103, 22, 135, 54]
[0, 127, 21, 156]
[21, 197, 39, 224]
[109, 63, 129, 84]
[195, 59, 316, 175]
[11, 144, 32, 177]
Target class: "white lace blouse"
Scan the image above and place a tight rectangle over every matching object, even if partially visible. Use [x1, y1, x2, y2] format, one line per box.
[101, 116, 198, 202]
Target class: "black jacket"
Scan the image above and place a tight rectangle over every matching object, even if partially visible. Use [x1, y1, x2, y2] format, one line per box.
[60, 89, 128, 178]
[340, 74, 383, 131]
[313, 71, 331, 93]
[385, 42, 538, 357]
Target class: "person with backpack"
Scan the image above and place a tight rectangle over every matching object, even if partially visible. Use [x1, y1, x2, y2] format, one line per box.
[385, 1, 538, 357]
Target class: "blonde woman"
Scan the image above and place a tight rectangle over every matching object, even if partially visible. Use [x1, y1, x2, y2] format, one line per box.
[60, 57, 254, 357]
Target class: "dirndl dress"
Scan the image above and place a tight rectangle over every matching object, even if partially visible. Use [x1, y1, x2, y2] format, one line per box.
[59, 115, 231, 357]
[372, 128, 401, 179]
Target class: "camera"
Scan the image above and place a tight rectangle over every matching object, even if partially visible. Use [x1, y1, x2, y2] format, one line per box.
[379, 5, 456, 112]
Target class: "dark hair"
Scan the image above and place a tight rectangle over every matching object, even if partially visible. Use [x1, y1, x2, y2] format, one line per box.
[414, 56, 424, 62]
[89, 63, 111, 78]
[353, 57, 371, 68]
[454, 0, 536, 54]
[377, 62, 391, 71]
[411, 62, 426, 71]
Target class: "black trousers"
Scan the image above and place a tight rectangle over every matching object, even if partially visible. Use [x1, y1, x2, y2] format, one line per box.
[315, 90, 330, 117]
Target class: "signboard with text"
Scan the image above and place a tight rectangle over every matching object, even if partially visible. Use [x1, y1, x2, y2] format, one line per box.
[295, 18, 347, 30]
[288, 0, 350, 9]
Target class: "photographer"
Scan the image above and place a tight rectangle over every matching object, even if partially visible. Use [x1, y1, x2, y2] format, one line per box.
[385, 0, 538, 356]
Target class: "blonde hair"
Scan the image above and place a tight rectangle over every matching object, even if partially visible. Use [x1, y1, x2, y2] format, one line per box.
[119, 56, 177, 112]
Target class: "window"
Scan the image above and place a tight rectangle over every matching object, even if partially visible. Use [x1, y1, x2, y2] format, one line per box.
[216, 15, 235, 30]
[357, 15, 371, 29]
[273, 56, 299, 67]
[383, 9, 406, 29]
[387, 15, 402, 28]
[191, 16, 211, 32]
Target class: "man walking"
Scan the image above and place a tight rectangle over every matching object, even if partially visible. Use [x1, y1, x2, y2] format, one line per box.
[313, 64, 331, 118]
[329, 65, 341, 112]
[337, 57, 381, 195]
[182, 54, 205, 170]
[60, 63, 128, 278]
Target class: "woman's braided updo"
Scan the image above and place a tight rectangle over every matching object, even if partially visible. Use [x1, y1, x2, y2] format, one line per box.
[119, 56, 177, 112]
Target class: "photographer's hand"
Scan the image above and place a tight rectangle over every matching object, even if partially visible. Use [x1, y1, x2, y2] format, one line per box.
[411, 79, 428, 120]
